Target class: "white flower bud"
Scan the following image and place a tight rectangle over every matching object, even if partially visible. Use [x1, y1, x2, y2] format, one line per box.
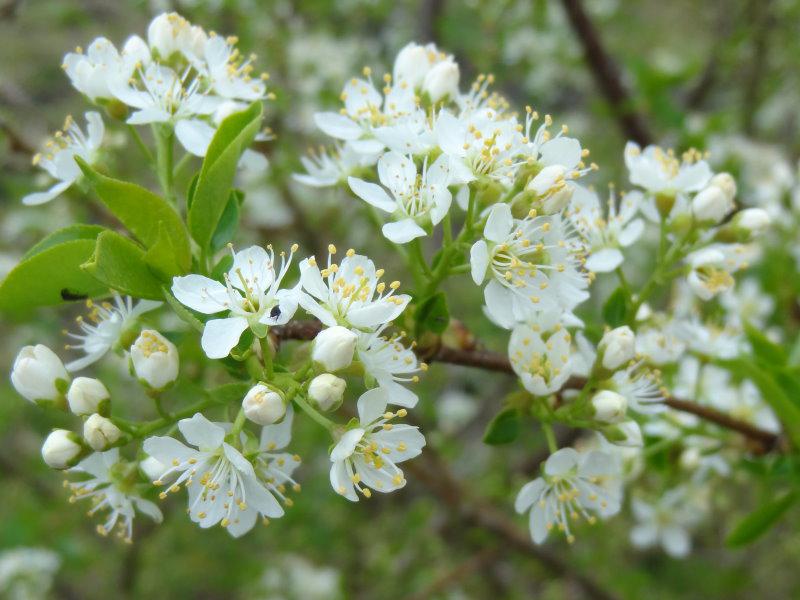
[130, 330, 179, 391]
[710, 172, 737, 200]
[308, 374, 346, 411]
[67, 377, 110, 416]
[393, 43, 431, 87]
[41, 429, 84, 470]
[734, 208, 770, 235]
[83, 413, 122, 451]
[422, 58, 460, 102]
[604, 420, 643, 448]
[598, 326, 636, 371]
[147, 12, 206, 59]
[692, 185, 733, 223]
[242, 384, 286, 426]
[591, 390, 628, 424]
[312, 326, 358, 371]
[11, 344, 69, 407]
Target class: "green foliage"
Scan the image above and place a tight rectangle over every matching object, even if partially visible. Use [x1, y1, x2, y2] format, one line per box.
[0, 226, 108, 313]
[726, 491, 797, 547]
[187, 102, 262, 250]
[76, 157, 191, 272]
[81, 231, 164, 300]
[603, 286, 631, 327]
[483, 406, 521, 445]
[414, 292, 450, 336]
[211, 190, 244, 253]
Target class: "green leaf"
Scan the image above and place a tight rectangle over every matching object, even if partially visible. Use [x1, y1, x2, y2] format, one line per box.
[22, 224, 106, 261]
[602, 287, 630, 327]
[188, 102, 263, 249]
[744, 321, 787, 367]
[76, 157, 191, 271]
[415, 292, 450, 336]
[0, 234, 108, 314]
[81, 231, 164, 300]
[730, 359, 800, 448]
[210, 190, 243, 253]
[144, 222, 186, 281]
[483, 407, 521, 445]
[208, 382, 251, 404]
[726, 491, 797, 547]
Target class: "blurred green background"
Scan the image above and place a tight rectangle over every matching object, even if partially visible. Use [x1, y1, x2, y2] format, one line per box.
[1, 1, 800, 598]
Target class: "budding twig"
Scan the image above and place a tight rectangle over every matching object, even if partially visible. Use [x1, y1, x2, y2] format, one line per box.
[272, 320, 781, 452]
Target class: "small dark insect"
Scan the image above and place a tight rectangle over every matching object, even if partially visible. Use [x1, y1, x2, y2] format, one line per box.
[60, 289, 88, 301]
[270, 305, 281, 319]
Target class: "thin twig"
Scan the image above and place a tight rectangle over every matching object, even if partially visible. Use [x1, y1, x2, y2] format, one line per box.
[272, 320, 780, 451]
[559, 0, 653, 146]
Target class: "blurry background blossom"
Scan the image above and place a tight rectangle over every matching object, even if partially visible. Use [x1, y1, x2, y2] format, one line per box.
[2, 1, 800, 599]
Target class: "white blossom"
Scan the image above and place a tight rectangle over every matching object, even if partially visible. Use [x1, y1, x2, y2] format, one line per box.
[470, 203, 588, 328]
[515, 448, 622, 544]
[64, 295, 162, 371]
[298, 247, 410, 331]
[508, 318, 574, 396]
[568, 186, 645, 273]
[329, 389, 425, 501]
[348, 152, 452, 244]
[144, 413, 287, 537]
[62, 36, 147, 101]
[23, 112, 104, 206]
[68, 449, 162, 541]
[356, 327, 422, 408]
[686, 244, 751, 301]
[172, 244, 299, 359]
[630, 487, 706, 558]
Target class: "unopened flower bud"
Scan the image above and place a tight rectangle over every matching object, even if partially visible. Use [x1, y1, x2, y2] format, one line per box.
[11, 344, 69, 407]
[710, 172, 737, 200]
[243, 384, 286, 425]
[130, 330, 179, 391]
[526, 164, 566, 197]
[312, 326, 358, 371]
[83, 413, 122, 451]
[591, 390, 628, 424]
[598, 326, 636, 371]
[422, 58, 459, 102]
[603, 420, 643, 448]
[692, 185, 733, 223]
[734, 208, 770, 235]
[67, 377, 110, 416]
[41, 429, 84, 470]
[308, 374, 346, 411]
[393, 42, 431, 87]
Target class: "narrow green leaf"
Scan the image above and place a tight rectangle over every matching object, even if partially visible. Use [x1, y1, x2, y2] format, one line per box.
[483, 407, 521, 445]
[732, 359, 800, 448]
[726, 491, 797, 547]
[415, 292, 450, 336]
[0, 237, 108, 314]
[81, 231, 164, 300]
[602, 287, 630, 327]
[744, 321, 787, 367]
[210, 190, 243, 253]
[188, 102, 262, 249]
[76, 157, 191, 271]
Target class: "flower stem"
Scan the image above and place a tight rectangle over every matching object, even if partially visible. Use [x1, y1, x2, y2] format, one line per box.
[230, 406, 247, 438]
[293, 392, 335, 432]
[154, 124, 176, 205]
[128, 125, 154, 164]
[543, 422, 558, 453]
[259, 335, 274, 380]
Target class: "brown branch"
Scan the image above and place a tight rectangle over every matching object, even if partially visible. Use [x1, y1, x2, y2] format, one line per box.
[559, 0, 653, 146]
[272, 320, 780, 451]
[406, 445, 623, 600]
